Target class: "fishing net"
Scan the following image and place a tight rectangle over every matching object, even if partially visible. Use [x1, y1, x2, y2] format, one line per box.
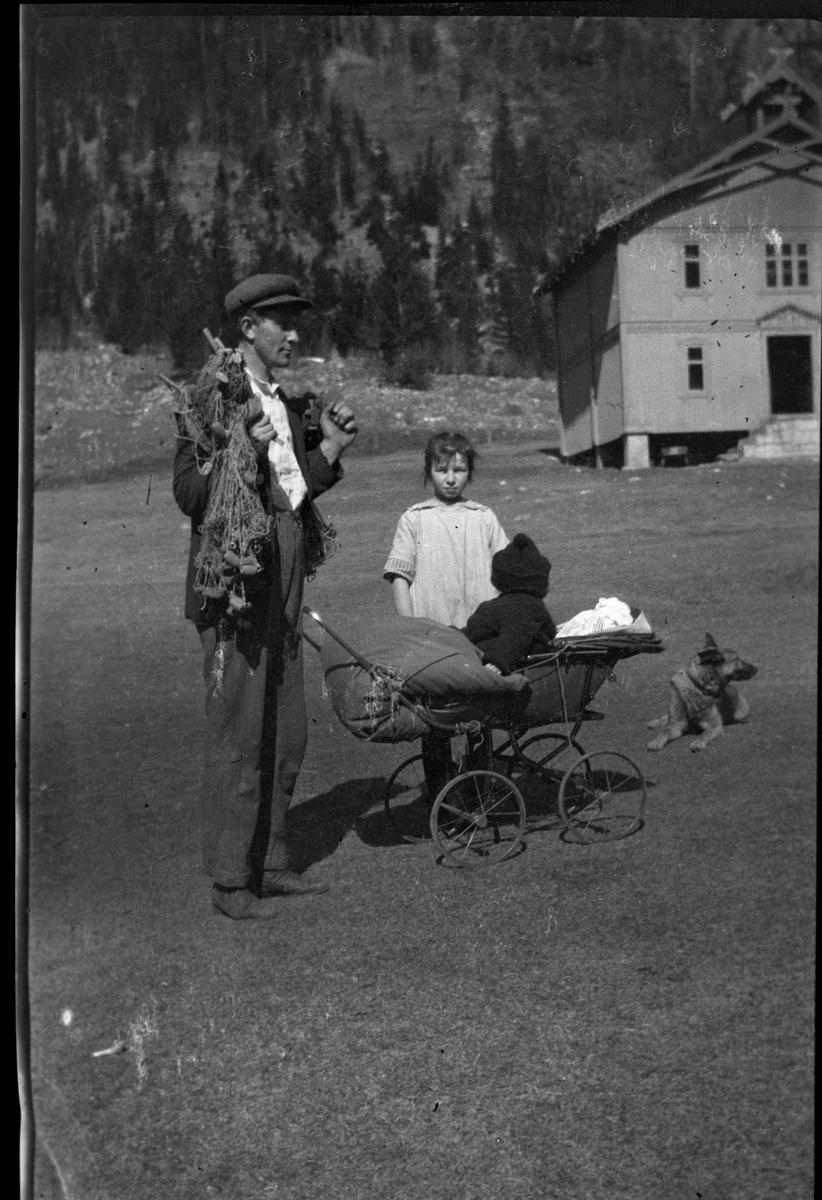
[303, 499, 340, 581]
[173, 339, 270, 617]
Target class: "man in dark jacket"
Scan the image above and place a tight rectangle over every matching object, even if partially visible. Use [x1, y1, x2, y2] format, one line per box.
[173, 273, 357, 919]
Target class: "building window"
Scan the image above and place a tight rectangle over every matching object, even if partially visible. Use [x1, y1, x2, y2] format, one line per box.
[766, 241, 809, 288]
[684, 244, 701, 289]
[687, 346, 704, 392]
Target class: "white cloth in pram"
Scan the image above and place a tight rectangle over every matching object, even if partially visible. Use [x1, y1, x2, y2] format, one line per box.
[555, 598, 652, 639]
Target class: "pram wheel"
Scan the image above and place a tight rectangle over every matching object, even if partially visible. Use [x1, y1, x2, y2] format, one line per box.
[384, 755, 433, 843]
[558, 751, 646, 843]
[430, 771, 526, 867]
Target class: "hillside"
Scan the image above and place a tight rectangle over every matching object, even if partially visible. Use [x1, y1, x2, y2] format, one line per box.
[32, 336, 559, 488]
[29, 11, 822, 373]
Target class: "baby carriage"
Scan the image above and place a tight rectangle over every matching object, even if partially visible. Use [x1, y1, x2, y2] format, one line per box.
[303, 607, 664, 868]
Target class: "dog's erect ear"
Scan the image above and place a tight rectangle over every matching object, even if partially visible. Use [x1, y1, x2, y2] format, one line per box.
[698, 633, 724, 664]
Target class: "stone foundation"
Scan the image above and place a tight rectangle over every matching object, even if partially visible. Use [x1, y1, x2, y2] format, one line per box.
[623, 434, 650, 470]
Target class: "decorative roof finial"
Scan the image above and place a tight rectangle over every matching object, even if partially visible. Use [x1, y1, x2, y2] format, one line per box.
[771, 93, 802, 119]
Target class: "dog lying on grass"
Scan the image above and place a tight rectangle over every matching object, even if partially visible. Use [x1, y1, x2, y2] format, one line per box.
[647, 633, 757, 752]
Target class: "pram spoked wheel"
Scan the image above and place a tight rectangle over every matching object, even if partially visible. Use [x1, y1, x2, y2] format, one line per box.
[430, 770, 526, 867]
[384, 754, 433, 843]
[558, 751, 646, 843]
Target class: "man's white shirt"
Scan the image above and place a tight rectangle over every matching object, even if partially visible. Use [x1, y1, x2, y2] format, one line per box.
[246, 372, 307, 511]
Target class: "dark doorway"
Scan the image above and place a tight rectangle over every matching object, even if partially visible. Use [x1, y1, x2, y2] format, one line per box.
[767, 335, 813, 414]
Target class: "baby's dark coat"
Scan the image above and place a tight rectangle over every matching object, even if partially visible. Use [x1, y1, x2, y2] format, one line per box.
[463, 592, 557, 674]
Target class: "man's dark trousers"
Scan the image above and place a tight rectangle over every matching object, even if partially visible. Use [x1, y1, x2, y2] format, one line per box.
[198, 507, 306, 888]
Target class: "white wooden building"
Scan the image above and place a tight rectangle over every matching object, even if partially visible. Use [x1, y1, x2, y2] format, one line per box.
[542, 57, 821, 468]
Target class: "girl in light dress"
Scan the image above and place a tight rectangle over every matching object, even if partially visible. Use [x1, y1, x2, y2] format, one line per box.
[383, 431, 508, 797]
[383, 431, 507, 627]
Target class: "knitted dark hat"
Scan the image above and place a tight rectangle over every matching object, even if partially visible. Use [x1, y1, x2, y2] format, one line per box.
[491, 532, 552, 596]
[225, 273, 312, 318]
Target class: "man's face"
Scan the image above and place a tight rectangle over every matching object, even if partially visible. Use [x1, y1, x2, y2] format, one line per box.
[247, 305, 303, 373]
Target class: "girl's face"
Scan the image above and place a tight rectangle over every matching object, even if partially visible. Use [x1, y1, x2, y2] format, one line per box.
[430, 453, 470, 504]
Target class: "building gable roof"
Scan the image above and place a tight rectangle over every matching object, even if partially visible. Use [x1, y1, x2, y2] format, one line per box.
[541, 65, 822, 295]
[595, 111, 821, 233]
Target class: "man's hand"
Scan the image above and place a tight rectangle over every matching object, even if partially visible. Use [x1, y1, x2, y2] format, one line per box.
[248, 416, 278, 461]
[319, 401, 358, 464]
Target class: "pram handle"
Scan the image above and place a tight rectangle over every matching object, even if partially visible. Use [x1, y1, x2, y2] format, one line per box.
[302, 607, 384, 679]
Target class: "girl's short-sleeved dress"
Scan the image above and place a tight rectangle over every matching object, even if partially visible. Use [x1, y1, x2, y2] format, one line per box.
[383, 499, 508, 628]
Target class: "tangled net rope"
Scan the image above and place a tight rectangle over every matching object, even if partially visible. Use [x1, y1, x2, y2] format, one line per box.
[303, 499, 340, 582]
[167, 331, 270, 617]
[363, 664, 407, 727]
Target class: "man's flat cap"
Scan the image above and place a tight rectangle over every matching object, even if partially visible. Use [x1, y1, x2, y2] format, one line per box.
[225, 274, 312, 318]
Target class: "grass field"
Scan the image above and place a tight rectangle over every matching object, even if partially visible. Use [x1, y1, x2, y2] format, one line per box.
[24, 353, 816, 1200]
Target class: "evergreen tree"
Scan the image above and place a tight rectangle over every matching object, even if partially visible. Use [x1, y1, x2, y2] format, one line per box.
[148, 156, 171, 207]
[337, 140, 357, 210]
[326, 97, 346, 150]
[39, 123, 63, 209]
[373, 212, 439, 385]
[165, 210, 212, 368]
[361, 191, 390, 250]
[248, 145, 279, 223]
[82, 103, 97, 142]
[100, 122, 130, 207]
[299, 130, 337, 249]
[64, 139, 91, 221]
[34, 228, 72, 347]
[516, 130, 550, 268]
[370, 141, 396, 199]
[205, 160, 235, 321]
[466, 194, 493, 275]
[490, 94, 520, 241]
[408, 19, 439, 74]
[302, 256, 339, 356]
[327, 101, 358, 208]
[123, 183, 163, 348]
[92, 180, 176, 352]
[39, 139, 100, 338]
[403, 137, 443, 227]
[487, 259, 541, 375]
[332, 260, 372, 356]
[436, 220, 480, 372]
[94, 237, 133, 350]
[351, 107, 370, 162]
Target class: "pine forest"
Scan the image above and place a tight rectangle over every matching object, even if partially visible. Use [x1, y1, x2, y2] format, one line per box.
[30, 11, 822, 381]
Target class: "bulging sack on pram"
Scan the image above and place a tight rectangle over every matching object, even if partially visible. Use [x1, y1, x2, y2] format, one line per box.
[319, 614, 527, 742]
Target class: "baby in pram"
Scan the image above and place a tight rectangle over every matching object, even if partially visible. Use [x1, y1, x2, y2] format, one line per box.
[463, 532, 557, 674]
[428, 531, 557, 783]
